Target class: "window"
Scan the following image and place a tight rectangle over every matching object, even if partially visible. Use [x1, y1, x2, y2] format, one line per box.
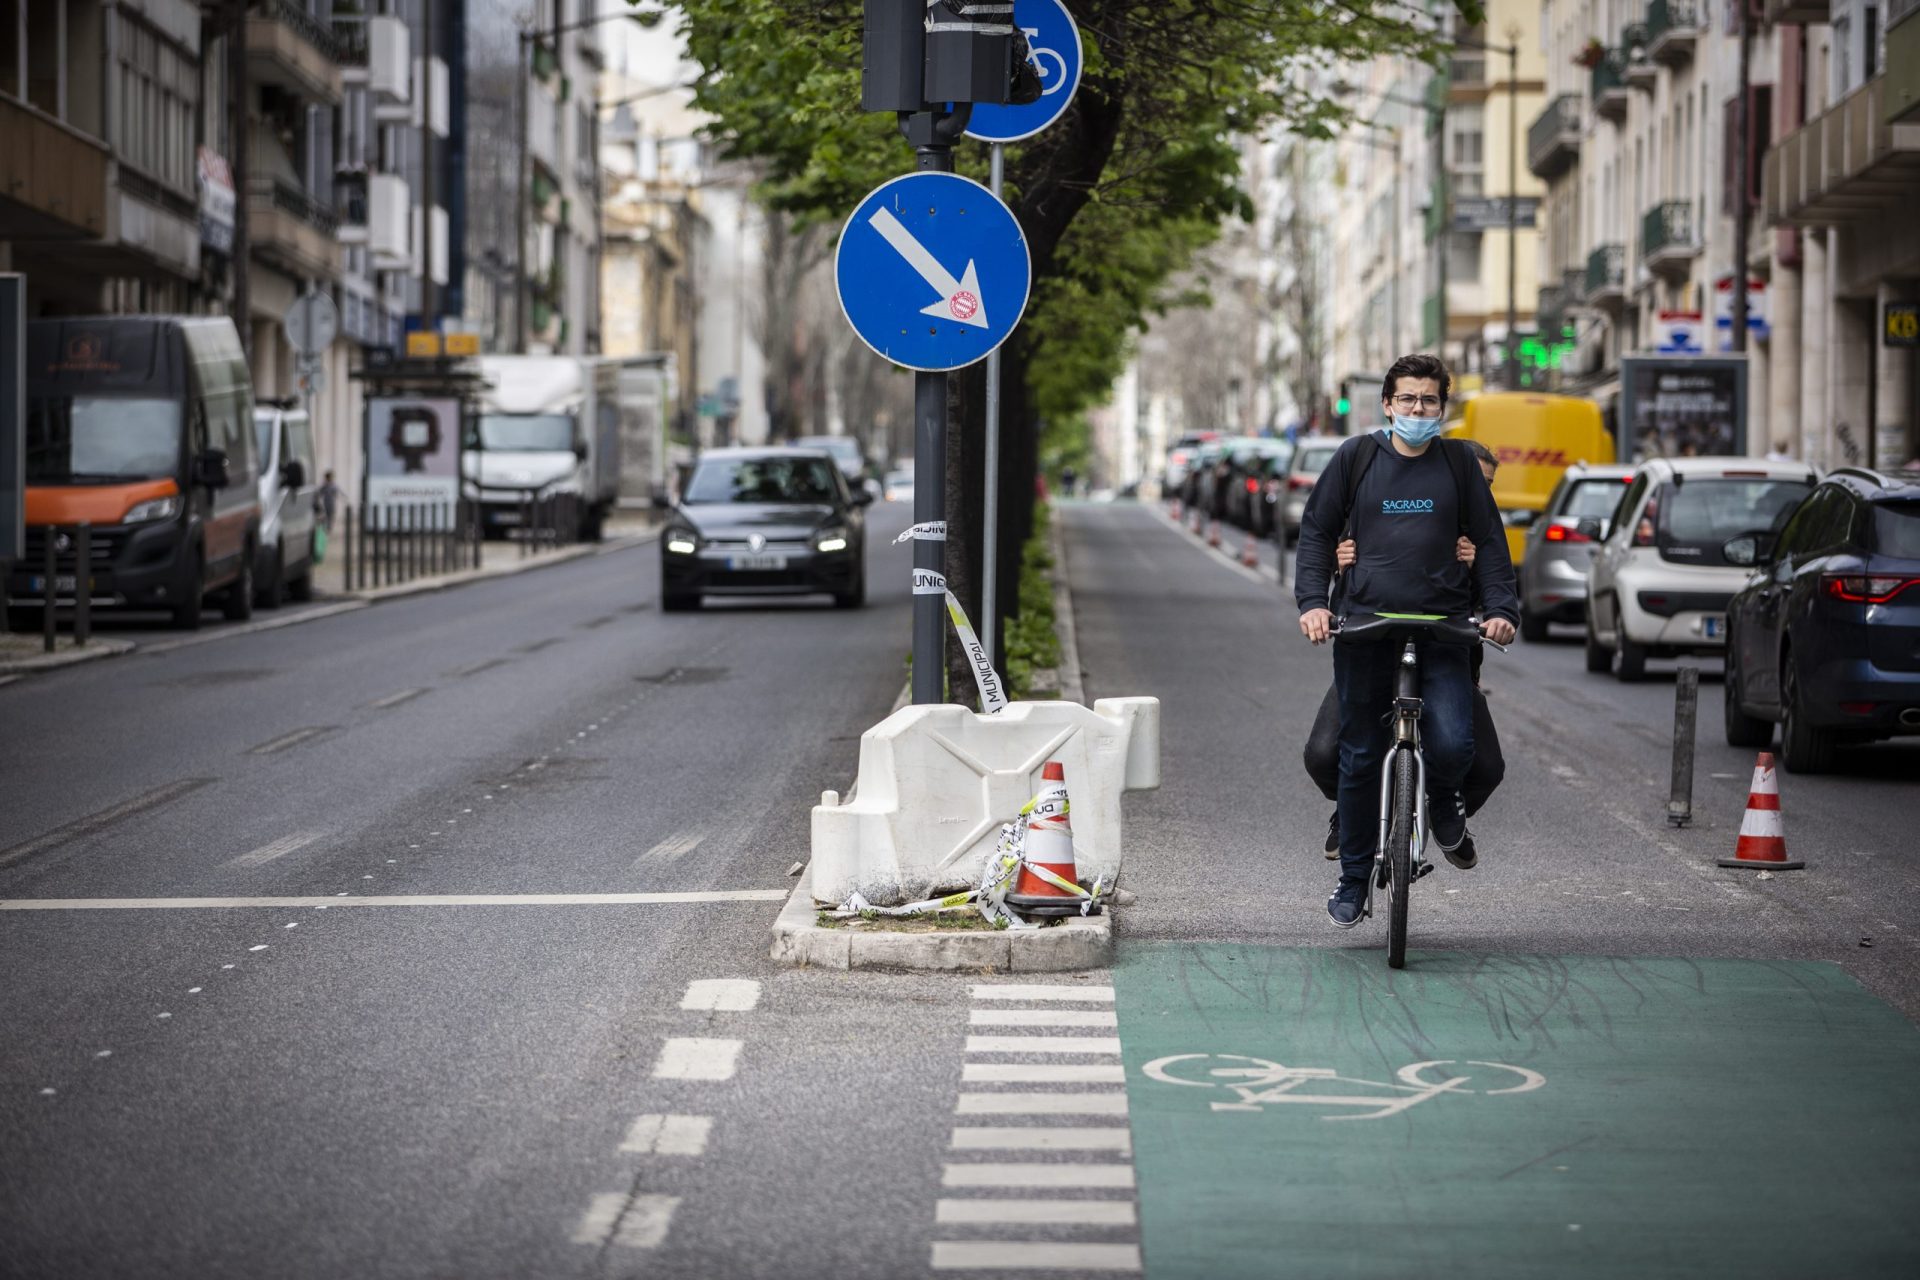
[116, 14, 199, 198]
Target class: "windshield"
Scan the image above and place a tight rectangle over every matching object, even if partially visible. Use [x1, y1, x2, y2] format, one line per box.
[1561, 478, 1628, 521]
[685, 456, 841, 505]
[26, 396, 181, 483]
[1662, 478, 1811, 566]
[1872, 502, 1920, 559]
[1297, 448, 1337, 476]
[477, 413, 574, 452]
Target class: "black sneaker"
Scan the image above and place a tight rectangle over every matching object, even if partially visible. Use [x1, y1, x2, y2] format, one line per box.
[1444, 829, 1478, 871]
[1323, 810, 1339, 859]
[1326, 880, 1367, 929]
[1432, 791, 1467, 855]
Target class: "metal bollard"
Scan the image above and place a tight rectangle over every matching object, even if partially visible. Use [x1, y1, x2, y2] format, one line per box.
[406, 504, 417, 582]
[42, 525, 56, 652]
[520, 492, 532, 559]
[74, 523, 90, 646]
[1667, 665, 1699, 827]
[343, 506, 355, 592]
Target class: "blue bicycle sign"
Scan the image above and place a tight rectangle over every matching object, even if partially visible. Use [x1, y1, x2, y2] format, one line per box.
[964, 0, 1083, 144]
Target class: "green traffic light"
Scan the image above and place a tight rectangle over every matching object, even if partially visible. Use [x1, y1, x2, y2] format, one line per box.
[1334, 397, 1351, 416]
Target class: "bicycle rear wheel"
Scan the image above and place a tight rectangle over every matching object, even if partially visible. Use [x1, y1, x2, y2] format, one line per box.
[1386, 748, 1416, 969]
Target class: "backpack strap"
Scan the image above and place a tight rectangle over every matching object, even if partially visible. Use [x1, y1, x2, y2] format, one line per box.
[1436, 438, 1477, 538]
[1338, 432, 1381, 541]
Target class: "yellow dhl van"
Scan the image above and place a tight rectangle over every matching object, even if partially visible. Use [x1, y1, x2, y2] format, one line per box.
[1450, 392, 1614, 564]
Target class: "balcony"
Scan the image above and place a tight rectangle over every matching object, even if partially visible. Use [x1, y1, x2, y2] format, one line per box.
[339, 15, 410, 105]
[248, 0, 345, 106]
[1765, 78, 1920, 226]
[1585, 243, 1626, 308]
[1763, 0, 1831, 23]
[1621, 25, 1657, 91]
[1641, 200, 1700, 278]
[247, 177, 342, 281]
[367, 173, 411, 268]
[1646, 0, 1700, 67]
[1529, 94, 1582, 179]
[1591, 52, 1629, 125]
[0, 97, 110, 241]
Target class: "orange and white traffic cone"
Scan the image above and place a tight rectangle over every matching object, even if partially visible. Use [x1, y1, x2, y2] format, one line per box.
[1169, 497, 1183, 520]
[1207, 518, 1222, 548]
[1717, 752, 1805, 870]
[1240, 528, 1260, 568]
[1006, 761, 1086, 918]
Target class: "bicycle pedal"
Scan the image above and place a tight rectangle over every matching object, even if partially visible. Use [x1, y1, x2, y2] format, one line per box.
[1415, 861, 1436, 879]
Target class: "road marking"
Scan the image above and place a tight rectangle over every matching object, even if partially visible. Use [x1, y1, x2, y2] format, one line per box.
[226, 832, 323, 869]
[971, 984, 1114, 1002]
[448, 658, 507, 677]
[636, 831, 704, 868]
[620, 1114, 712, 1156]
[0, 890, 790, 911]
[0, 778, 216, 870]
[653, 1037, 742, 1081]
[931, 1242, 1141, 1271]
[681, 979, 761, 1011]
[970, 1008, 1118, 1028]
[966, 1035, 1122, 1055]
[956, 1092, 1128, 1116]
[950, 1127, 1131, 1152]
[514, 637, 564, 653]
[572, 1193, 679, 1249]
[368, 687, 429, 709]
[247, 726, 336, 756]
[963, 1063, 1126, 1084]
[941, 1163, 1136, 1189]
[936, 1199, 1137, 1226]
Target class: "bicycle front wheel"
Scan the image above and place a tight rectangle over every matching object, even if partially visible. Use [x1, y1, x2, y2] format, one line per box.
[1386, 748, 1417, 969]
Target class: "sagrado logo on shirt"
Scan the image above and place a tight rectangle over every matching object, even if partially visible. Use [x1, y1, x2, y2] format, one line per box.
[1380, 498, 1436, 515]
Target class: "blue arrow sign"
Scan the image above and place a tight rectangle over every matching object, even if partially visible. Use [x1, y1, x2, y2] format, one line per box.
[835, 172, 1031, 372]
[964, 0, 1083, 144]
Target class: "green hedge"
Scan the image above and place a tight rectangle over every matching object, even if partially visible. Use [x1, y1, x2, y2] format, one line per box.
[1004, 502, 1062, 698]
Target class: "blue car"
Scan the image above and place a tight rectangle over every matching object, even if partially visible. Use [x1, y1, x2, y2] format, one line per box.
[1724, 468, 1920, 772]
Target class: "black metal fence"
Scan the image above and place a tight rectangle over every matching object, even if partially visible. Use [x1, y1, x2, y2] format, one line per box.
[338, 493, 584, 591]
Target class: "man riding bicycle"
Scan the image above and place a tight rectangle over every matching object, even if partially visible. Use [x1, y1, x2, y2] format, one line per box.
[1295, 355, 1519, 929]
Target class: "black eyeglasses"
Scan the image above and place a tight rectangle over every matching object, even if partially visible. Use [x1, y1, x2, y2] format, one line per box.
[1389, 394, 1443, 412]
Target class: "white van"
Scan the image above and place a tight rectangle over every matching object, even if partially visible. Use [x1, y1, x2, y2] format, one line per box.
[252, 402, 320, 604]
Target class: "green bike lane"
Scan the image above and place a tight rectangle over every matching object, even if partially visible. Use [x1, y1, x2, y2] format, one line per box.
[1111, 942, 1920, 1278]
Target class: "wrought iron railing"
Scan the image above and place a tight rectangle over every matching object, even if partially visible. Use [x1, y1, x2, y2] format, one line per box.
[257, 0, 346, 63]
[1585, 243, 1625, 297]
[1641, 200, 1695, 260]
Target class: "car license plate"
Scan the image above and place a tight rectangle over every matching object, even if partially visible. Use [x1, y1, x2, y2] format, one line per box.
[1703, 615, 1725, 638]
[728, 554, 788, 571]
[27, 575, 78, 593]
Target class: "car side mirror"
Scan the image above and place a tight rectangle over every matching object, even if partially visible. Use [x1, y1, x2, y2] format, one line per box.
[852, 487, 876, 507]
[282, 459, 306, 489]
[1575, 516, 1603, 540]
[195, 448, 231, 490]
[1723, 531, 1776, 567]
[573, 441, 589, 461]
[1507, 508, 1539, 528]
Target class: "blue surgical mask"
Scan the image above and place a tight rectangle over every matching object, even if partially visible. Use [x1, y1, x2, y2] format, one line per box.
[1389, 413, 1445, 446]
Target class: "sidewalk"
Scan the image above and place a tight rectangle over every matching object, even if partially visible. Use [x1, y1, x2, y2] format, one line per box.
[311, 510, 659, 601]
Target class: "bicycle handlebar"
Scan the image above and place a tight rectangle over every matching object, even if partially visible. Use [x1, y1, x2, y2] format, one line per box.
[1330, 614, 1507, 652]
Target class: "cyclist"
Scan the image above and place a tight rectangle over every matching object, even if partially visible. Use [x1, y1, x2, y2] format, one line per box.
[1295, 355, 1518, 929]
[1302, 440, 1507, 867]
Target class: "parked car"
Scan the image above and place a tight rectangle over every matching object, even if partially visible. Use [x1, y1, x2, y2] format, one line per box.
[1451, 392, 1616, 565]
[882, 466, 915, 503]
[659, 447, 871, 611]
[252, 402, 320, 606]
[1517, 462, 1635, 640]
[1722, 468, 1920, 772]
[794, 435, 872, 488]
[1584, 457, 1816, 681]
[1180, 440, 1229, 516]
[1222, 438, 1292, 532]
[1277, 438, 1344, 544]
[7, 315, 259, 631]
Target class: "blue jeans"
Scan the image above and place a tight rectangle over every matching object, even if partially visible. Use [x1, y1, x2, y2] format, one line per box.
[1332, 637, 1476, 885]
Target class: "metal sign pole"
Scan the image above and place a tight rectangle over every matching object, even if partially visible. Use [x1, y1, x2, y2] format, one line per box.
[982, 142, 1005, 666]
[911, 132, 957, 707]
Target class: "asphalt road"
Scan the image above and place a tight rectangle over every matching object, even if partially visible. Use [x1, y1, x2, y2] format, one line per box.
[1072, 499, 1920, 1016]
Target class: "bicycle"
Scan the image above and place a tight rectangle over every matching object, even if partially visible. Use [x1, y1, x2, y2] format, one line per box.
[1021, 27, 1070, 94]
[1330, 613, 1501, 969]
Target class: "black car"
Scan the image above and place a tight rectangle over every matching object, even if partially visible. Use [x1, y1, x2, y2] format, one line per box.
[1723, 468, 1920, 772]
[660, 448, 871, 611]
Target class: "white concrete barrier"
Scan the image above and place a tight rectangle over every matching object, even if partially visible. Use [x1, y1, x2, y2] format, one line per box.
[811, 698, 1161, 907]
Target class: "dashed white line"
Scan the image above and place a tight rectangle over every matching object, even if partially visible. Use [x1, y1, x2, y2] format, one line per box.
[936, 1199, 1137, 1226]
[956, 1092, 1128, 1116]
[965, 1035, 1122, 1055]
[226, 832, 323, 869]
[652, 1037, 742, 1081]
[941, 1163, 1135, 1189]
[620, 1114, 712, 1156]
[962, 1063, 1126, 1084]
[969, 1008, 1117, 1028]
[247, 726, 335, 756]
[932, 1241, 1141, 1271]
[571, 1193, 680, 1249]
[634, 831, 705, 868]
[950, 1127, 1131, 1152]
[680, 979, 761, 1012]
[368, 687, 429, 709]
[970, 984, 1115, 1002]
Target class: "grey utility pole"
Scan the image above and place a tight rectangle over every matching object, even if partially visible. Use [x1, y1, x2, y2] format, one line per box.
[1731, 8, 1753, 355]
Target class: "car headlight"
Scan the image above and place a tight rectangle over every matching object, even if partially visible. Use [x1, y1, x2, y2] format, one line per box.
[665, 530, 699, 555]
[123, 495, 182, 524]
[815, 527, 850, 554]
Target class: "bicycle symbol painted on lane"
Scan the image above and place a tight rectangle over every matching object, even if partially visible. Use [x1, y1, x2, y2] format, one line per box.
[1143, 1054, 1545, 1122]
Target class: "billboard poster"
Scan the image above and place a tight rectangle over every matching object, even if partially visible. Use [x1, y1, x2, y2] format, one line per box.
[366, 396, 460, 518]
[1619, 357, 1748, 462]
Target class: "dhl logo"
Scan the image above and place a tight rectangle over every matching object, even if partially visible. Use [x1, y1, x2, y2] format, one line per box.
[1493, 447, 1572, 466]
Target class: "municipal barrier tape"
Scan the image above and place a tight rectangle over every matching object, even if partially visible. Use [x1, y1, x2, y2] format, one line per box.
[894, 521, 947, 544]
[913, 569, 948, 595]
[908, 569, 1009, 714]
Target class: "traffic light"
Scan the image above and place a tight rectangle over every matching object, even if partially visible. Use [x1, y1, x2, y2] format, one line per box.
[1332, 385, 1352, 435]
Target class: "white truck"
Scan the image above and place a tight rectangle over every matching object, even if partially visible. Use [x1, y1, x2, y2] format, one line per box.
[466, 355, 673, 541]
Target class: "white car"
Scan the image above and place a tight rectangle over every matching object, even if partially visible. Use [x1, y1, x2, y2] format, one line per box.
[1585, 456, 1817, 681]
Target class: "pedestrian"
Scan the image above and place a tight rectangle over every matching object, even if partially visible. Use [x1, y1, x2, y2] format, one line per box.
[1294, 354, 1519, 929]
[315, 469, 342, 531]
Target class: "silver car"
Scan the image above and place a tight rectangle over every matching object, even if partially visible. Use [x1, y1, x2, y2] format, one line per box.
[1279, 439, 1343, 544]
[1517, 463, 1634, 641]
